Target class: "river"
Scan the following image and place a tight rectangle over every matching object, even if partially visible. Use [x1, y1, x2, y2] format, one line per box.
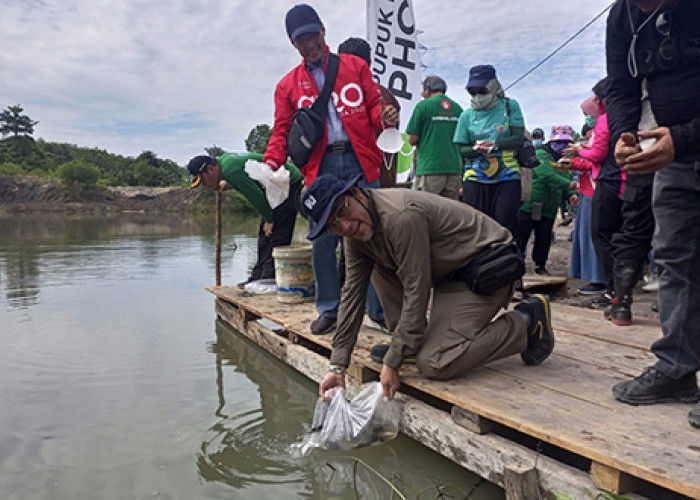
[0, 214, 503, 500]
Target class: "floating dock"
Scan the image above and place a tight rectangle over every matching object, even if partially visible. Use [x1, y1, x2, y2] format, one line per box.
[207, 285, 700, 500]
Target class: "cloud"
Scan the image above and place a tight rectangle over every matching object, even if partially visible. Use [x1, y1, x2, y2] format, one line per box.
[0, 0, 610, 165]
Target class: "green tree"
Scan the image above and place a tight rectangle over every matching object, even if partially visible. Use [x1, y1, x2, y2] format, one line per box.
[245, 124, 272, 154]
[0, 104, 38, 138]
[58, 160, 100, 188]
[205, 145, 226, 158]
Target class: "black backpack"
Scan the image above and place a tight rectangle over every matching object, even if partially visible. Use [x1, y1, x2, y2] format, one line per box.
[505, 97, 540, 169]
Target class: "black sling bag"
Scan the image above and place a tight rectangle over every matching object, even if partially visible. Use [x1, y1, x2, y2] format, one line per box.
[286, 54, 340, 167]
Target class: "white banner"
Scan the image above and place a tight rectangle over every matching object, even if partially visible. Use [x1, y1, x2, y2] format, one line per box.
[366, 0, 421, 128]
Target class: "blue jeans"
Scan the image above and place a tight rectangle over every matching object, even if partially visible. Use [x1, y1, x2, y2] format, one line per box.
[308, 150, 382, 320]
[651, 161, 700, 379]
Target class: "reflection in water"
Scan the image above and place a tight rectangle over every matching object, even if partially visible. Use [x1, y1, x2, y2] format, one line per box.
[201, 321, 503, 500]
[0, 214, 259, 310]
[198, 321, 314, 491]
[2, 249, 40, 308]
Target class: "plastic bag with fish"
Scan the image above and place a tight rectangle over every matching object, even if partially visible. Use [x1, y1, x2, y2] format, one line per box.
[294, 382, 400, 455]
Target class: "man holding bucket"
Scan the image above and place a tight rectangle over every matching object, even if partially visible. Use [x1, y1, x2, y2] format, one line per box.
[301, 175, 556, 400]
[187, 152, 303, 287]
[262, 4, 399, 335]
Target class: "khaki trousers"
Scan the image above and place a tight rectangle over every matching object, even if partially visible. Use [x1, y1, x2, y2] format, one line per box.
[373, 272, 528, 380]
[413, 174, 462, 200]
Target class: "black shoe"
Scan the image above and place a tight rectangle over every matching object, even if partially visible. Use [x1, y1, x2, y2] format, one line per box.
[612, 367, 700, 405]
[516, 294, 555, 365]
[534, 266, 550, 276]
[590, 292, 613, 309]
[604, 297, 632, 326]
[310, 315, 336, 335]
[370, 344, 415, 364]
[690, 402, 700, 429]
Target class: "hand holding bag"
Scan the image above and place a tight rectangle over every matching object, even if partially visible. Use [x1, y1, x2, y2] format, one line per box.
[287, 54, 340, 167]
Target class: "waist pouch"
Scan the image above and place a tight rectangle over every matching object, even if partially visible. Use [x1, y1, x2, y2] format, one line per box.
[451, 243, 525, 295]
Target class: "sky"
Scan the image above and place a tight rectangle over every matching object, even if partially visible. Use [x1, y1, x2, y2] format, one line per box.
[0, 0, 611, 167]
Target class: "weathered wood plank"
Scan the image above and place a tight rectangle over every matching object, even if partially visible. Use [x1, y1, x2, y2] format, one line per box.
[209, 288, 700, 499]
[590, 461, 641, 495]
[550, 302, 661, 350]
[522, 274, 568, 296]
[214, 311, 643, 500]
[451, 406, 499, 435]
[503, 461, 540, 500]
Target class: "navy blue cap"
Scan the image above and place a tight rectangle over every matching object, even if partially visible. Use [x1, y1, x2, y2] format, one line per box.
[466, 64, 496, 89]
[302, 174, 361, 240]
[285, 4, 323, 41]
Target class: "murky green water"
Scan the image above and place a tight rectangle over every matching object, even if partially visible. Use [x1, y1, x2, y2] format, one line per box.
[0, 214, 503, 500]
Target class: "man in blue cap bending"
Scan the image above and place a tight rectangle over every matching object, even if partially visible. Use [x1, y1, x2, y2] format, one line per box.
[301, 175, 556, 399]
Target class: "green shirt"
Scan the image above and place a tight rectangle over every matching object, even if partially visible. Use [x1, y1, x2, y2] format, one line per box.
[218, 153, 302, 222]
[406, 94, 463, 175]
[453, 98, 525, 182]
[520, 147, 573, 219]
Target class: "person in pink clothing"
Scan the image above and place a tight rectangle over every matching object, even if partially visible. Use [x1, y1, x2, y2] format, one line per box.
[560, 121, 606, 295]
[563, 79, 625, 307]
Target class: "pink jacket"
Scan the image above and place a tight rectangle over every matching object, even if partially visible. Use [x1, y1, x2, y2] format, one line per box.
[576, 113, 626, 197]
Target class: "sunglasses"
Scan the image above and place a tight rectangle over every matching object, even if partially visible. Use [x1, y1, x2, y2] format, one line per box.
[467, 87, 489, 96]
[327, 195, 350, 228]
[655, 10, 676, 61]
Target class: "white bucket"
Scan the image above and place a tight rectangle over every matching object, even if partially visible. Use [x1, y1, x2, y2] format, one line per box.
[272, 245, 315, 304]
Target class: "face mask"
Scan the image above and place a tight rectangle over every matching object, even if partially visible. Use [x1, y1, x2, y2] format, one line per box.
[471, 92, 497, 110]
[532, 139, 543, 148]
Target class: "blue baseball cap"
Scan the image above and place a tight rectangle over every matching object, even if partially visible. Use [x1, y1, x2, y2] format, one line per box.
[466, 64, 496, 89]
[302, 174, 362, 240]
[285, 4, 323, 41]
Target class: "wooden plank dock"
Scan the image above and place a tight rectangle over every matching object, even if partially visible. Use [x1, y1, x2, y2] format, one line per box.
[207, 286, 700, 500]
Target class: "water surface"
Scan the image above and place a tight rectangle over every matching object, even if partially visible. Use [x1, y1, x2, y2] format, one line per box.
[0, 214, 502, 499]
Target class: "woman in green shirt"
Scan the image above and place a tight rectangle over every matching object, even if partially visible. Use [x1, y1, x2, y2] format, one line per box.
[453, 65, 526, 238]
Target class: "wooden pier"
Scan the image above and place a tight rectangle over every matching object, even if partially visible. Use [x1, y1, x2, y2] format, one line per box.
[208, 286, 700, 500]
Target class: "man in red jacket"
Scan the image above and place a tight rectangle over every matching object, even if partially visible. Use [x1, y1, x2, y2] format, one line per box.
[264, 4, 398, 334]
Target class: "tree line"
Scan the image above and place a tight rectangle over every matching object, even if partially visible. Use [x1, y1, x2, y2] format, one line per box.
[0, 104, 273, 190]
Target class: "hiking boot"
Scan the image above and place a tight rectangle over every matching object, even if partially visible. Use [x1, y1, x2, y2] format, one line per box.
[604, 296, 632, 326]
[690, 402, 700, 429]
[590, 291, 613, 309]
[370, 344, 415, 364]
[612, 367, 700, 405]
[608, 260, 639, 325]
[516, 294, 555, 365]
[310, 315, 336, 335]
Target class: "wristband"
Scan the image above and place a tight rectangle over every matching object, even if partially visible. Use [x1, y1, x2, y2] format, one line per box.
[329, 364, 346, 375]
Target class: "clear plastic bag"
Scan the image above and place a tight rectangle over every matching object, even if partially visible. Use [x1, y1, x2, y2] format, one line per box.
[243, 279, 277, 295]
[244, 159, 290, 209]
[294, 382, 400, 455]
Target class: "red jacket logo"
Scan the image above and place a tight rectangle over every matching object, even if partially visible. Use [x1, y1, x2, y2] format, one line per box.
[441, 99, 452, 110]
[297, 83, 364, 113]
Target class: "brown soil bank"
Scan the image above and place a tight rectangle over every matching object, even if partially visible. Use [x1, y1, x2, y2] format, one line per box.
[0, 176, 200, 213]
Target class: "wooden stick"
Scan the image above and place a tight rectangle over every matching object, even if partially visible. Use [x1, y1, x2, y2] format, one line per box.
[215, 190, 222, 286]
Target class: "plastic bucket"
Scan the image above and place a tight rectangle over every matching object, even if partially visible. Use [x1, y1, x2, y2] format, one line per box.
[272, 245, 315, 303]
